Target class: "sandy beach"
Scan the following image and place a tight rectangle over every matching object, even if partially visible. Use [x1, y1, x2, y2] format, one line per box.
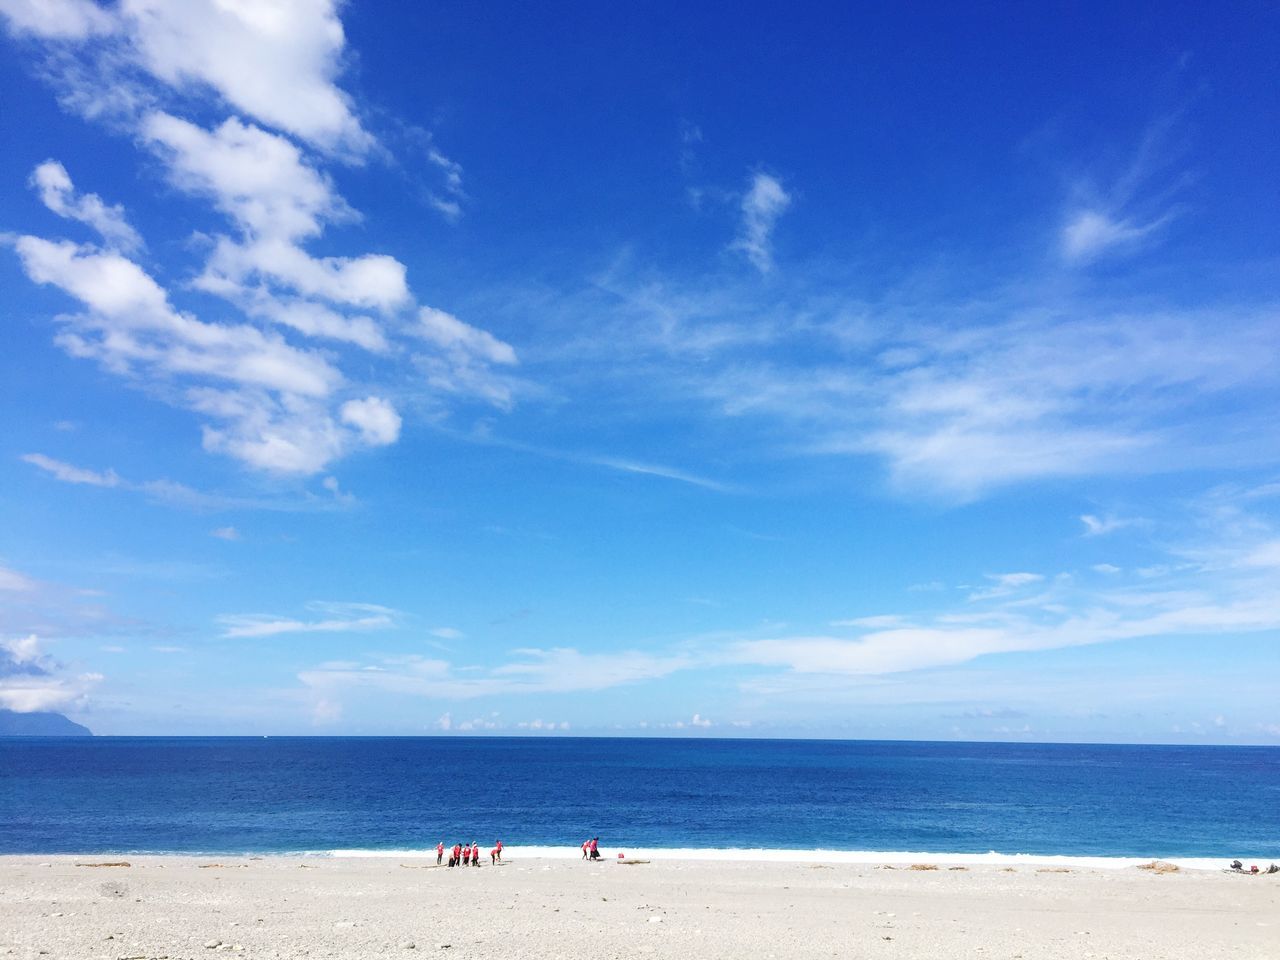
[1, 854, 1275, 960]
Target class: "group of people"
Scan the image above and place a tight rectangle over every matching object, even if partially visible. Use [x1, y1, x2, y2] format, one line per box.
[437, 839, 502, 867]
[581, 837, 601, 860]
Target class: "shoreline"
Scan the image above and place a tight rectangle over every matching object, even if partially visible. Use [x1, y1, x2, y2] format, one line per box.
[3, 847, 1261, 872]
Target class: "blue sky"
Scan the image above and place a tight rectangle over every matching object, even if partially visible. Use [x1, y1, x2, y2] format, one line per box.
[1, 1, 1278, 741]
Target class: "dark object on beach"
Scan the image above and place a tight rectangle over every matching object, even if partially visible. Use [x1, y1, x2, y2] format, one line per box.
[1231, 860, 1243, 870]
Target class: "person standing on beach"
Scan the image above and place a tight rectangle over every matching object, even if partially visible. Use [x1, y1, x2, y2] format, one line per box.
[436, 841, 444, 866]
[471, 841, 481, 866]
[451, 842, 462, 867]
[494, 839, 503, 863]
[589, 837, 600, 860]
[462, 843, 471, 866]
[581, 840, 589, 859]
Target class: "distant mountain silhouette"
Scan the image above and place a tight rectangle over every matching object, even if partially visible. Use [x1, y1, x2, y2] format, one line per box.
[0, 709, 92, 736]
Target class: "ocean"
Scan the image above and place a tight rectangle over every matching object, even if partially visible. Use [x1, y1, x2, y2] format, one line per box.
[1, 737, 1277, 860]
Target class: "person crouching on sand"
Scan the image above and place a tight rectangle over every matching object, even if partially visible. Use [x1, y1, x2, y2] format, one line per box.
[581, 840, 589, 859]
[490, 845, 499, 865]
[589, 837, 601, 860]
[436, 841, 444, 866]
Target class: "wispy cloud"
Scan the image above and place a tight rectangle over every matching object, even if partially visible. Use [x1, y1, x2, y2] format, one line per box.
[22, 452, 354, 513]
[731, 171, 791, 273]
[219, 602, 400, 639]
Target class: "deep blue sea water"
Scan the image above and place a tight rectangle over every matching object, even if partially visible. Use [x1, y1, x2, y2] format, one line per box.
[1, 737, 1277, 857]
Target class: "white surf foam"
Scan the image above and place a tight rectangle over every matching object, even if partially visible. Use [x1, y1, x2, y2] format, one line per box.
[323, 846, 1241, 872]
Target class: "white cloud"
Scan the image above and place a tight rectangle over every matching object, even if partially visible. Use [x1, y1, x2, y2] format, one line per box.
[8, 236, 411, 474]
[143, 112, 408, 317]
[1092, 563, 1122, 575]
[429, 627, 464, 640]
[123, 0, 371, 154]
[210, 526, 240, 541]
[689, 713, 712, 728]
[426, 146, 466, 222]
[20, 452, 119, 487]
[967, 572, 1043, 601]
[340, 396, 402, 447]
[12, 236, 340, 396]
[413, 306, 521, 409]
[30, 160, 142, 251]
[417, 306, 517, 365]
[731, 172, 791, 273]
[491, 647, 692, 693]
[1081, 514, 1134, 537]
[0, 0, 115, 39]
[0, 634, 100, 712]
[298, 646, 694, 704]
[1061, 210, 1169, 262]
[0, 567, 38, 592]
[219, 602, 399, 638]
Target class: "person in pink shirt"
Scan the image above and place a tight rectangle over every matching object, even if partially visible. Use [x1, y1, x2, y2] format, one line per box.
[436, 841, 444, 866]
[494, 839, 503, 863]
[589, 837, 600, 860]
[490, 846, 500, 865]
[581, 840, 589, 860]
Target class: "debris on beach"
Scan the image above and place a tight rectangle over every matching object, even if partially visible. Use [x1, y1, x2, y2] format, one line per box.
[76, 862, 131, 868]
[909, 864, 938, 871]
[1136, 861, 1180, 873]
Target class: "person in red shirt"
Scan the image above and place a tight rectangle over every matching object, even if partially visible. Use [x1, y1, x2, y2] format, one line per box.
[490, 846, 499, 865]
[451, 843, 462, 867]
[581, 840, 589, 860]
[471, 842, 481, 866]
[436, 841, 444, 866]
[494, 839, 503, 863]
[462, 843, 471, 866]
[589, 837, 600, 860]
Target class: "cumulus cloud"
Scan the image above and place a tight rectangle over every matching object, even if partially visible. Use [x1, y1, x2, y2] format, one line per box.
[3, 1, 518, 480]
[0, 634, 99, 713]
[731, 172, 791, 273]
[340, 396, 402, 447]
[0, 0, 115, 39]
[30, 160, 142, 251]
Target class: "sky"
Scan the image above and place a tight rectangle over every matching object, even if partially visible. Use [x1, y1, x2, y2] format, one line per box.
[1, 1, 1278, 741]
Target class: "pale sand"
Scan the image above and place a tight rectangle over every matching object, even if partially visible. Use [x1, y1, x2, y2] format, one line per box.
[1, 855, 1276, 960]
